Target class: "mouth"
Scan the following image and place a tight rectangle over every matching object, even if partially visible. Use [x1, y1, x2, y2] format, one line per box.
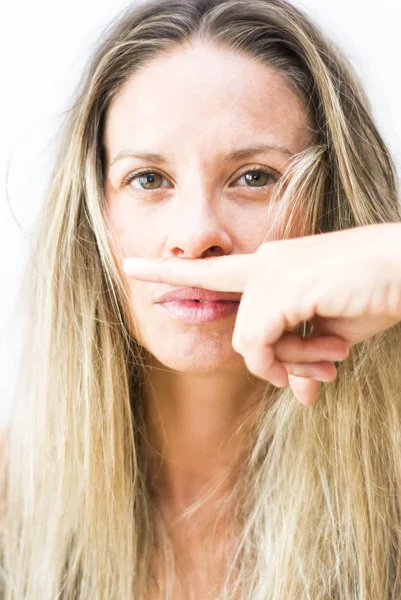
[157, 298, 240, 324]
[155, 286, 242, 304]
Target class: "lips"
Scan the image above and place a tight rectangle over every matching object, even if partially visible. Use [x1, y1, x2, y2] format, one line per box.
[154, 287, 242, 304]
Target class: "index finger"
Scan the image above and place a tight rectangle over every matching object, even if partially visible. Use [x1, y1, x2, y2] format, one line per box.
[122, 253, 254, 292]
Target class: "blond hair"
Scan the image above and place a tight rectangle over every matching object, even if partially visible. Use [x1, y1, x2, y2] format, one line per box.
[1, 0, 401, 598]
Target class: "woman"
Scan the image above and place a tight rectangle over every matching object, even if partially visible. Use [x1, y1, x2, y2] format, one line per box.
[1, 0, 401, 598]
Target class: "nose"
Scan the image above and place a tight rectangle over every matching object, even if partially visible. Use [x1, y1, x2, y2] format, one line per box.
[164, 195, 233, 259]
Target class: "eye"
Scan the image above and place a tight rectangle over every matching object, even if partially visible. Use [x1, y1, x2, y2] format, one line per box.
[122, 165, 280, 192]
[233, 166, 280, 188]
[123, 168, 171, 190]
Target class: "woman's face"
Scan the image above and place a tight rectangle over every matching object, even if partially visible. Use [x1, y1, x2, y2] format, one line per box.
[104, 40, 313, 374]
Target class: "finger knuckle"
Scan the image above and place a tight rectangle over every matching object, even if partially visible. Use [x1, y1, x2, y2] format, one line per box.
[238, 330, 264, 350]
[244, 356, 269, 380]
[232, 335, 244, 354]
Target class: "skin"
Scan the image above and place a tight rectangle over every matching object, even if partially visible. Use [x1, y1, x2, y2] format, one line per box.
[104, 40, 401, 592]
[104, 39, 347, 552]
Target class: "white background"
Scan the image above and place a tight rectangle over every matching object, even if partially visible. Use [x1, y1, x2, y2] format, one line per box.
[0, 0, 400, 425]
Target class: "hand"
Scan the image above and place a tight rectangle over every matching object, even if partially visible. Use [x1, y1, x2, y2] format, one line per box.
[122, 223, 401, 406]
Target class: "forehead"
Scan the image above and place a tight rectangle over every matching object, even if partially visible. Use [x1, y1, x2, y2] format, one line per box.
[104, 40, 312, 159]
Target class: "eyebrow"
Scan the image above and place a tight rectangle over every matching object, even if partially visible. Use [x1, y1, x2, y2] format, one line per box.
[110, 143, 293, 167]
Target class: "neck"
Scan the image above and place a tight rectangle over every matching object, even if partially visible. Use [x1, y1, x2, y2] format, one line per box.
[144, 356, 268, 518]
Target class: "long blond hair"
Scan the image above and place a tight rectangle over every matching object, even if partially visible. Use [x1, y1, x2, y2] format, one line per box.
[1, 0, 401, 598]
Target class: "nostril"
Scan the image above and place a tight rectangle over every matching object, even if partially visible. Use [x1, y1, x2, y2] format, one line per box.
[208, 246, 222, 256]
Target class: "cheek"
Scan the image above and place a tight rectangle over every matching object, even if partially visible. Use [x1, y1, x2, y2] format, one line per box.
[242, 199, 306, 247]
[232, 201, 285, 251]
[107, 202, 165, 259]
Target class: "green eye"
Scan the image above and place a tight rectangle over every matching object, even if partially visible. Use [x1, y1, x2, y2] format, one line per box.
[128, 171, 164, 190]
[123, 166, 279, 192]
[239, 169, 277, 188]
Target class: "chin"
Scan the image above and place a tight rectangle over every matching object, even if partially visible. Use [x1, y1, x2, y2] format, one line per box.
[131, 309, 245, 371]
[145, 333, 244, 373]
[152, 353, 243, 373]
